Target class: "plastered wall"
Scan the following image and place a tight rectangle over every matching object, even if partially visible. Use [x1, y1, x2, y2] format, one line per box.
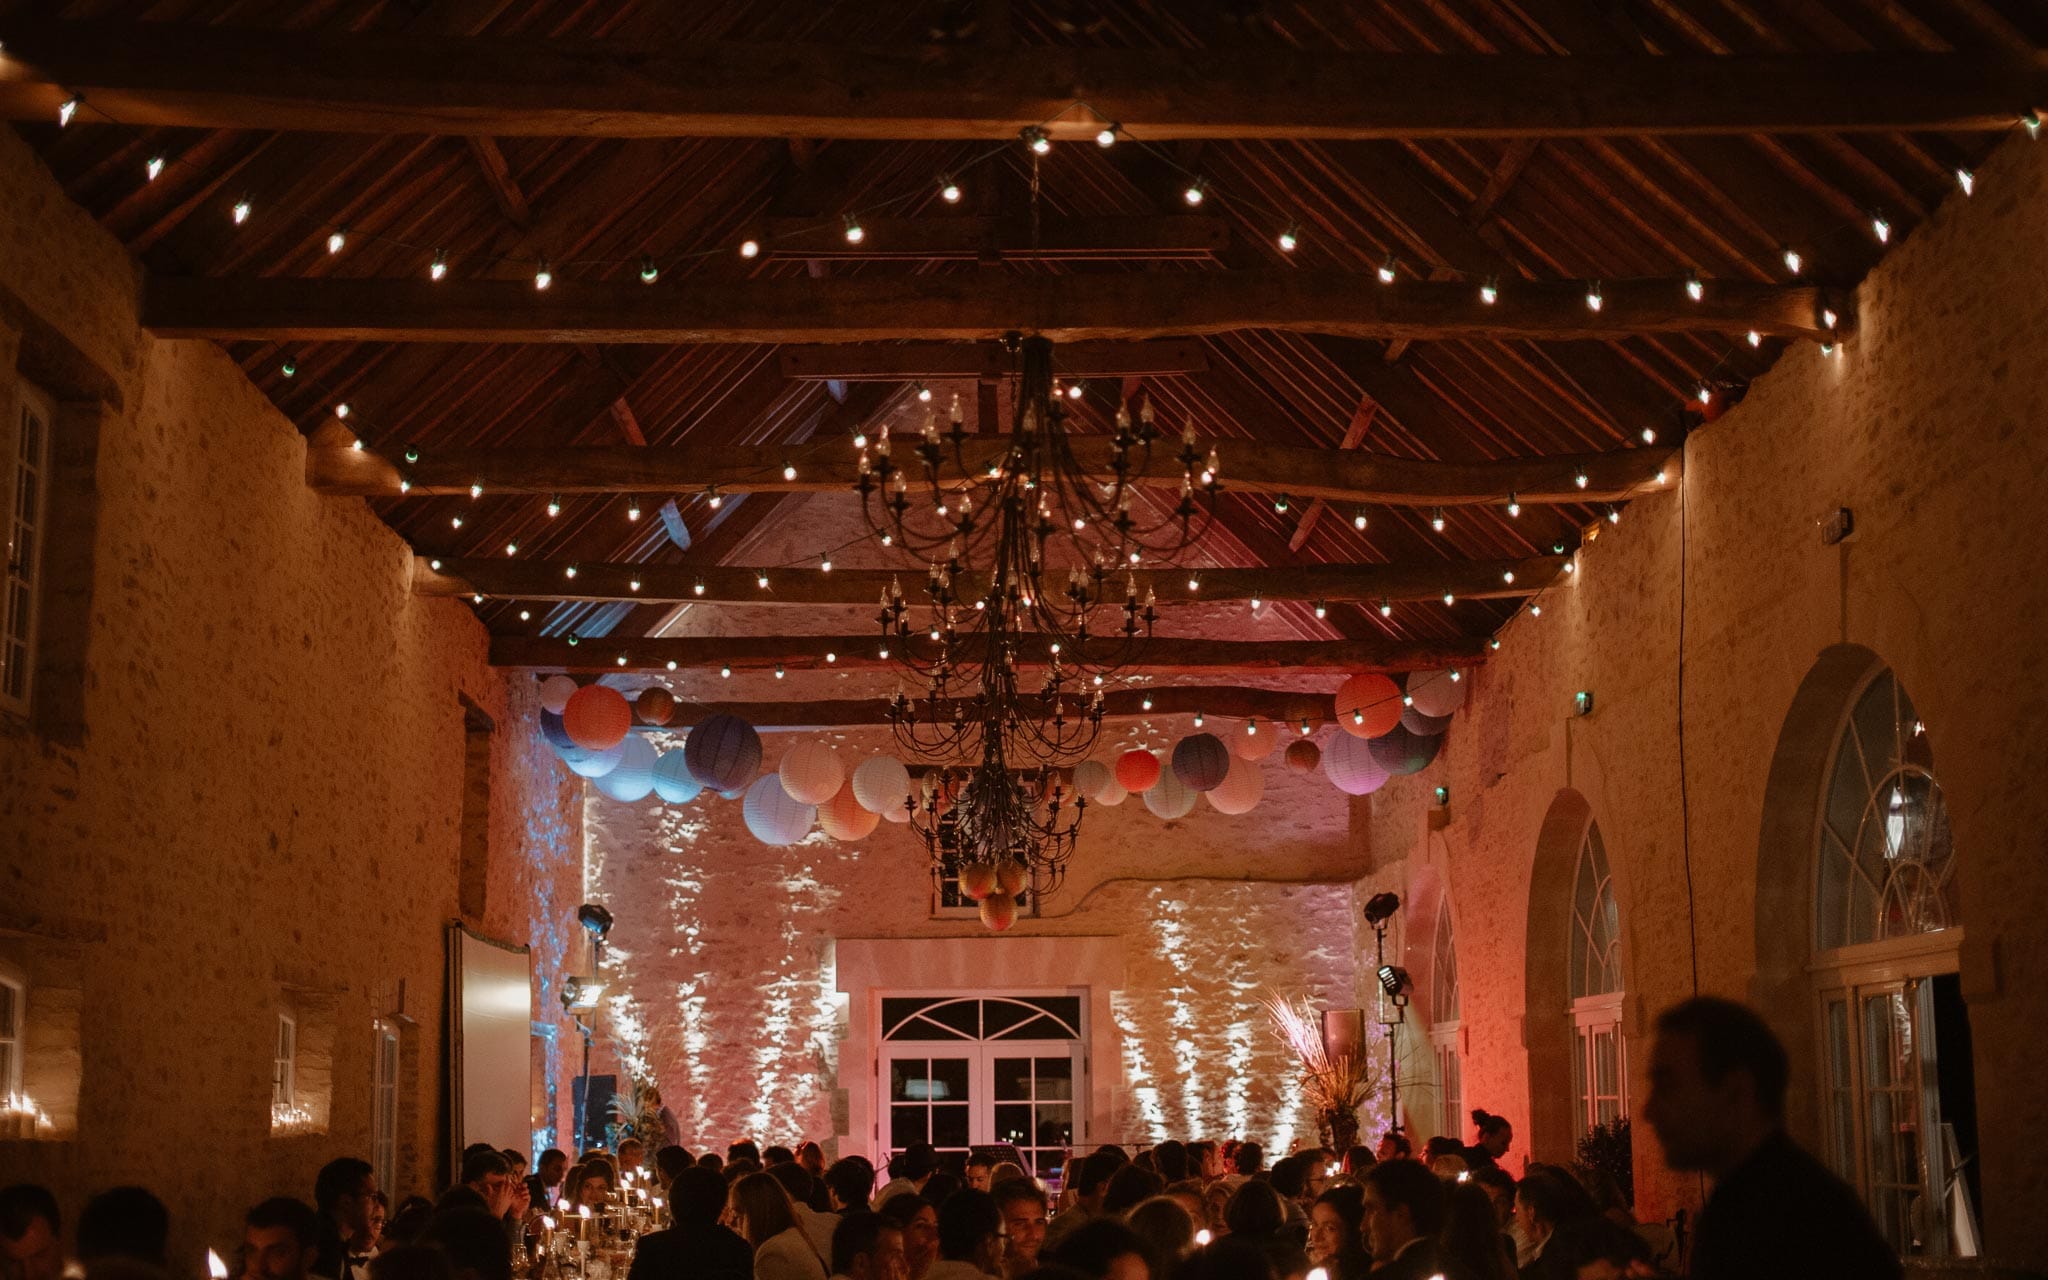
[0, 124, 581, 1261]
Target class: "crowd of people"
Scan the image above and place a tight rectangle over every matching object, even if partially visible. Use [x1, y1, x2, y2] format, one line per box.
[0, 998, 1900, 1280]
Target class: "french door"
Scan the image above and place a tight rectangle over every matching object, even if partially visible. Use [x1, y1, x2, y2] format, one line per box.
[883, 1042, 1082, 1179]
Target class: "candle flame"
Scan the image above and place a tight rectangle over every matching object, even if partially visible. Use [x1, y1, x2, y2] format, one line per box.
[578, 1205, 592, 1219]
[207, 1250, 229, 1279]
[1195, 1230, 1212, 1246]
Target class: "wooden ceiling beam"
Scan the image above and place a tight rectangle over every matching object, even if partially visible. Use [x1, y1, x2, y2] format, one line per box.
[143, 273, 1845, 344]
[309, 435, 1677, 505]
[490, 632, 1488, 673]
[415, 553, 1565, 605]
[574, 686, 1384, 730]
[761, 215, 1231, 259]
[3, 26, 2041, 137]
[778, 340, 1209, 381]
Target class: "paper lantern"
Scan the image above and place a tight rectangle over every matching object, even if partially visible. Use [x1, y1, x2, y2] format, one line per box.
[594, 735, 658, 802]
[818, 783, 880, 841]
[567, 741, 625, 779]
[1324, 731, 1391, 796]
[1205, 755, 1266, 815]
[979, 892, 1018, 932]
[563, 684, 632, 750]
[1233, 722, 1278, 762]
[1172, 733, 1232, 792]
[1143, 767, 1198, 819]
[1115, 749, 1162, 793]
[685, 714, 762, 791]
[778, 740, 846, 805]
[1369, 725, 1443, 776]
[652, 750, 703, 804]
[882, 801, 911, 823]
[1402, 706, 1452, 737]
[719, 787, 746, 801]
[958, 863, 998, 901]
[635, 687, 676, 726]
[742, 774, 815, 846]
[1284, 739, 1322, 774]
[1072, 759, 1114, 803]
[1408, 669, 1468, 719]
[996, 862, 1027, 897]
[1335, 673, 1404, 738]
[540, 710, 577, 753]
[540, 675, 580, 715]
[852, 755, 914, 815]
[1093, 775, 1128, 807]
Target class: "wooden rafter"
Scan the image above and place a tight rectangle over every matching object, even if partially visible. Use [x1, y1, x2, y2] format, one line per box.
[777, 340, 1209, 381]
[579, 686, 1391, 729]
[144, 274, 1845, 344]
[490, 632, 1487, 673]
[3, 26, 2041, 137]
[761, 215, 1231, 258]
[308, 435, 1678, 505]
[1290, 397, 1378, 551]
[414, 553, 1566, 605]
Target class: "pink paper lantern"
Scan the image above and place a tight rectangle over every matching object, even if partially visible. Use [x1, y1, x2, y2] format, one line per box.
[1204, 755, 1266, 815]
[1408, 669, 1468, 719]
[1324, 730, 1391, 795]
[539, 675, 579, 715]
[779, 740, 846, 805]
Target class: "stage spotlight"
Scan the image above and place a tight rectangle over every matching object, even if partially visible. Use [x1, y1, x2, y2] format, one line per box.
[576, 903, 614, 938]
[1377, 964, 1414, 1001]
[1362, 892, 1401, 926]
[562, 975, 606, 1010]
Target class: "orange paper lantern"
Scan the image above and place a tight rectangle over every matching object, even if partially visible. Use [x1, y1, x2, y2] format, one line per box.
[563, 684, 632, 750]
[1335, 673, 1403, 738]
[979, 892, 1019, 931]
[996, 862, 1027, 897]
[959, 863, 998, 901]
[635, 687, 676, 726]
[818, 783, 881, 841]
[1114, 749, 1162, 792]
[1284, 739, 1322, 773]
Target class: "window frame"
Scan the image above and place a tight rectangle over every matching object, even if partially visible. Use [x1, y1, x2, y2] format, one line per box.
[1567, 822, 1627, 1139]
[0, 971, 24, 1097]
[1427, 896, 1462, 1141]
[2, 378, 55, 716]
[272, 1013, 298, 1109]
[371, 1018, 401, 1194]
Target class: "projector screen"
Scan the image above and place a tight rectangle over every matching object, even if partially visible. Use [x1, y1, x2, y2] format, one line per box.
[447, 924, 533, 1161]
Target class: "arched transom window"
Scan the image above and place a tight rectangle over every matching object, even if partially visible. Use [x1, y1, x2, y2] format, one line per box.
[1428, 896, 1462, 1141]
[1569, 823, 1625, 1137]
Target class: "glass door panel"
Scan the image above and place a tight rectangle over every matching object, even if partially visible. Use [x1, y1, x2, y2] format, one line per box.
[887, 1052, 977, 1161]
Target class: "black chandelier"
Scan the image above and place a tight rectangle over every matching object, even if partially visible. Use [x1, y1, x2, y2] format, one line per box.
[853, 334, 1222, 895]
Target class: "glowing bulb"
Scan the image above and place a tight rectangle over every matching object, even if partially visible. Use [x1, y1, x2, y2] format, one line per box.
[534, 261, 552, 290]
[615, 654, 627, 667]
[564, 565, 577, 579]
[1187, 574, 1200, 591]
[1782, 246, 1803, 274]
[146, 155, 165, 181]
[826, 651, 836, 663]
[1585, 282, 1603, 311]
[2026, 111, 2043, 139]
[470, 482, 484, 498]
[1183, 178, 1206, 206]
[1530, 603, 1542, 616]
[505, 541, 518, 556]
[1023, 126, 1052, 155]
[1872, 214, 1891, 244]
[1096, 125, 1118, 147]
[940, 177, 961, 202]
[1442, 591, 1455, 605]
[1067, 383, 1083, 400]
[1641, 427, 1657, 444]
[706, 488, 723, 509]
[1196, 1231, 1213, 1247]
[639, 256, 659, 284]
[1249, 594, 1261, 612]
[1696, 383, 1713, 405]
[430, 251, 448, 280]
[626, 498, 641, 521]
[450, 514, 463, 529]
[1194, 711, 1205, 726]
[1430, 508, 1445, 533]
[1377, 255, 1398, 284]
[1574, 471, 1589, 489]
[1277, 223, 1299, 253]
[1378, 598, 1392, 617]
[1298, 719, 1311, 735]
[233, 196, 252, 224]
[739, 238, 760, 259]
[1507, 493, 1521, 518]
[1314, 599, 1327, 618]
[775, 665, 785, 679]
[1747, 329, 1763, 347]
[720, 665, 732, 678]
[351, 439, 364, 452]
[916, 385, 933, 403]
[1352, 709, 1363, 725]
[327, 227, 347, 255]
[1142, 696, 1153, 711]
[1685, 271, 1704, 301]
[58, 95, 80, 127]
[1353, 509, 1368, 530]
[821, 556, 833, 572]
[1823, 307, 1839, 329]
[1956, 167, 1975, 196]
[334, 403, 351, 419]
[1503, 570, 1515, 583]
[281, 359, 296, 378]
[1479, 277, 1498, 305]
[843, 216, 864, 244]
[757, 573, 770, 589]
[1608, 506, 1621, 524]
[546, 495, 561, 518]
[782, 462, 797, 481]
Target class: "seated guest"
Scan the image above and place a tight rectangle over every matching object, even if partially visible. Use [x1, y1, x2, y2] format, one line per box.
[527, 1149, 568, 1212]
[923, 1191, 1002, 1280]
[1362, 1160, 1448, 1280]
[875, 1145, 939, 1209]
[242, 1199, 322, 1280]
[991, 1179, 1049, 1278]
[1042, 1218, 1147, 1280]
[1306, 1185, 1369, 1280]
[629, 1167, 751, 1280]
[876, 1197, 938, 1280]
[459, 1150, 518, 1222]
[1441, 1181, 1516, 1280]
[827, 1212, 904, 1280]
[381, 1198, 434, 1251]
[766, 1163, 837, 1260]
[77, 1187, 171, 1271]
[314, 1158, 381, 1280]
[653, 1146, 694, 1191]
[1645, 996, 1900, 1280]
[1122, 1196, 1196, 1276]
[617, 1139, 646, 1178]
[418, 1209, 509, 1280]
[567, 1163, 613, 1210]
[0, 1185, 64, 1280]
[824, 1158, 877, 1213]
[728, 1172, 827, 1280]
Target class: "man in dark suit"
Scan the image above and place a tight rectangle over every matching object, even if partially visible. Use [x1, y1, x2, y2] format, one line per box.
[1645, 997, 1901, 1280]
[626, 1166, 751, 1280]
[1360, 1158, 1448, 1280]
[311, 1158, 378, 1280]
[526, 1149, 568, 1216]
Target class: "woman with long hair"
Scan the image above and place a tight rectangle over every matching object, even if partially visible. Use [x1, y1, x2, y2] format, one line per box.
[725, 1172, 825, 1280]
[1306, 1185, 1370, 1280]
[876, 1193, 939, 1280]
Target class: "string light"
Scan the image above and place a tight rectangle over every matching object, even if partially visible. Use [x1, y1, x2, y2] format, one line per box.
[1822, 307, 1839, 330]
[692, 579, 705, 596]
[546, 495, 562, 518]
[626, 496, 642, 521]
[939, 176, 961, 203]
[505, 540, 518, 556]
[826, 651, 837, 664]
[782, 462, 798, 481]
[639, 256, 659, 284]
[1685, 271, 1704, 301]
[739, 238, 760, 259]
[1449, 669, 1461, 682]
[820, 555, 833, 572]
[1246, 719, 1259, 736]
[757, 572, 770, 589]
[843, 216, 864, 244]
[58, 95, 80, 127]
[1641, 427, 1657, 444]
[2026, 111, 2043, 139]
[1530, 603, 1542, 616]
[429, 559, 442, 571]
[1187, 573, 1200, 592]
[1249, 593, 1262, 612]
[1696, 382, 1714, 405]
[1442, 591, 1456, 605]
[1298, 719, 1312, 736]
[1352, 508, 1368, 530]
[1506, 493, 1521, 518]
[430, 251, 448, 280]
[721, 664, 732, 678]
[1574, 471, 1589, 489]
[534, 261, 552, 290]
[1066, 383, 1083, 400]
[706, 486, 723, 509]
[1273, 494, 1291, 513]
[1377, 255, 1398, 284]
[1871, 213, 1891, 244]
[469, 481, 484, 498]
[146, 155, 165, 181]
[327, 227, 347, 255]
[1095, 124, 1119, 148]
[666, 659, 677, 670]
[629, 579, 641, 593]
[1194, 710, 1206, 727]
[564, 564, 577, 578]
[1956, 167, 1975, 196]
[1313, 599, 1327, 618]
[1781, 245, 1803, 275]
[1585, 282, 1603, 312]
[1429, 508, 1445, 533]
[1478, 276, 1498, 305]
[232, 196, 252, 224]
[1277, 223, 1300, 253]
[334, 403, 350, 420]
[1183, 178, 1207, 206]
[521, 610, 532, 621]
[449, 514, 463, 529]
[281, 359, 296, 378]
[1747, 329, 1763, 348]
[1022, 126, 1051, 155]
[1378, 598, 1392, 617]
[1607, 506, 1622, 524]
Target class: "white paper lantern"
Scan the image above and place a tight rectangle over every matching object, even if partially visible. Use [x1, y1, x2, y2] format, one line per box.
[743, 774, 816, 846]
[540, 674, 579, 715]
[566, 740, 624, 778]
[1072, 759, 1113, 803]
[594, 735, 658, 802]
[1204, 755, 1266, 815]
[778, 740, 846, 805]
[651, 749, 703, 804]
[1143, 767, 1198, 819]
[1407, 669, 1468, 719]
[1323, 730, 1391, 796]
[851, 755, 913, 815]
[1092, 775, 1128, 807]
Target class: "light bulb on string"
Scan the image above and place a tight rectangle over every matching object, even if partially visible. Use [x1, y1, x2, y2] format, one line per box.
[782, 462, 798, 481]
[1530, 603, 1542, 616]
[1502, 569, 1515, 584]
[1313, 599, 1327, 618]
[739, 238, 760, 259]
[58, 95, 81, 126]
[1430, 508, 1446, 533]
[843, 216, 864, 244]
[1747, 329, 1763, 348]
[505, 540, 518, 556]
[430, 251, 448, 280]
[720, 664, 732, 678]
[327, 227, 347, 255]
[706, 486, 723, 509]
[629, 579, 641, 593]
[546, 495, 562, 518]
[1377, 255, 1398, 284]
[1574, 471, 1589, 490]
[334, 403, 351, 420]
[521, 610, 532, 621]
[1696, 383, 1714, 405]
[1442, 591, 1455, 605]
[534, 260, 552, 290]
[1378, 598, 1392, 617]
[1585, 282, 1603, 312]
[639, 256, 659, 284]
[757, 573, 770, 589]
[820, 555, 833, 572]
[232, 196, 252, 224]
[450, 514, 463, 529]
[1194, 710, 1205, 727]
[1506, 493, 1521, 518]
[2026, 111, 2043, 139]
[469, 481, 484, 499]
[1353, 508, 1368, 530]
[146, 155, 165, 181]
[1479, 276, 1499, 305]
[916, 384, 933, 403]
[1277, 223, 1300, 253]
[1641, 427, 1657, 444]
[1298, 719, 1312, 736]
[564, 564, 577, 578]
[626, 496, 641, 521]
[1246, 719, 1259, 736]
[1187, 573, 1200, 592]
[1956, 168, 1975, 196]
[281, 359, 297, 378]
[1022, 126, 1051, 155]
[1096, 124, 1119, 148]
[1607, 506, 1622, 524]
[1141, 696, 1153, 711]
[692, 579, 704, 596]
[1782, 246, 1803, 275]
[1822, 307, 1839, 330]
[1685, 271, 1704, 301]
[1273, 494, 1290, 513]
[1872, 212, 1891, 244]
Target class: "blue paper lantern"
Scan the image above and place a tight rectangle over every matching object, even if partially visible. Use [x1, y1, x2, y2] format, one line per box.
[594, 735, 658, 802]
[685, 714, 762, 790]
[652, 749, 703, 804]
[566, 740, 624, 779]
[743, 774, 816, 846]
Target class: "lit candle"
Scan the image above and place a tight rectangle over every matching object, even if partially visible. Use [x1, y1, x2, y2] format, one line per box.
[1195, 1230, 1212, 1246]
[207, 1250, 229, 1280]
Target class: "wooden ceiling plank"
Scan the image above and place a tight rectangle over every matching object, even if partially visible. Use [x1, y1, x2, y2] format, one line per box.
[143, 273, 1844, 343]
[5, 26, 2043, 137]
[777, 339, 1208, 380]
[761, 214, 1231, 258]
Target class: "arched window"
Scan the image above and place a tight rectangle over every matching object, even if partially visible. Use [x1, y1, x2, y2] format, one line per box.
[1811, 667, 1976, 1257]
[1428, 897, 1461, 1141]
[1569, 823, 1625, 1138]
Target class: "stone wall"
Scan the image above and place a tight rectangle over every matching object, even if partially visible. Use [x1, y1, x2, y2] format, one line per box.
[0, 122, 580, 1261]
[1355, 129, 2048, 1265]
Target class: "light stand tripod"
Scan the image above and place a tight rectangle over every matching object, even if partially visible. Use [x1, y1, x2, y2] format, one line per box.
[1363, 892, 1413, 1134]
